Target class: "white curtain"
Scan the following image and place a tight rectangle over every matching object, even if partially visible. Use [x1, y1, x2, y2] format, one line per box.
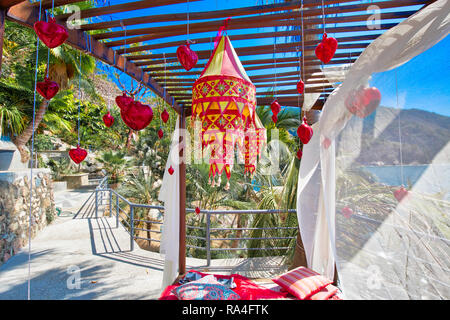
[297, 0, 450, 299]
[158, 116, 180, 290]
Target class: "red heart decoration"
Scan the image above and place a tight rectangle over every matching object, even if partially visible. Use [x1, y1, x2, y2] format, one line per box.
[36, 77, 59, 100]
[176, 43, 198, 71]
[315, 33, 338, 64]
[69, 145, 87, 164]
[297, 116, 313, 144]
[115, 92, 134, 110]
[393, 186, 409, 202]
[322, 137, 331, 149]
[158, 128, 164, 139]
[341, 206, 353, 218]
[296, 149, 302, 160]
[346, 87, 381, 118]
[270, 100, 281, 116]
[102, 112, 115, 127]
[195, 207, 201, 215]
[271, 114, 278, 124]
[297, 80, 305, 94]
[33, 18, 68, 49]
[168, 166, 174, 175]
[161, 108, 170, 123]
[120, 100, 153, 131]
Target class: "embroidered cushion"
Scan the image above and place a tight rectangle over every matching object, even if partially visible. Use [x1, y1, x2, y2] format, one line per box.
[272, 267, 333, 300]
[173, 275, 240, 300]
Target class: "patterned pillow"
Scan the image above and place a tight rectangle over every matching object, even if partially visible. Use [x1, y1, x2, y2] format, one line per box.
[272, 267, 333, 300]
[173, 275, 240, 300]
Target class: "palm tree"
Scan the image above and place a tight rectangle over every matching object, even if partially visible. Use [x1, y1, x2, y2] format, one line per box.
[96, 150, 129, 185]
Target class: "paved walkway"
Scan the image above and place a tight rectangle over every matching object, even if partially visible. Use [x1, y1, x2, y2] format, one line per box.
[0, 187, 286, 300]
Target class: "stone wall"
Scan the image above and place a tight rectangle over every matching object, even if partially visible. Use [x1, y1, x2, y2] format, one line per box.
[0, 169, 56, 265]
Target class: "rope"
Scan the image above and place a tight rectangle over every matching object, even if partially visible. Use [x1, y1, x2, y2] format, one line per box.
[78, 52, 82, 146]
[273, 40, 277, 98]
[28, 0, 43, 301]
[187, 0, 190, 42]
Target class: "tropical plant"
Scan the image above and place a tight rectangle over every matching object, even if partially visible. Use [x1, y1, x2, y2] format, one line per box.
[96, 150, 129, 184]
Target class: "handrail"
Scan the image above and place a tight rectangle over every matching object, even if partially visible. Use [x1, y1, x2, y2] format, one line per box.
[94, 182, 298, 264]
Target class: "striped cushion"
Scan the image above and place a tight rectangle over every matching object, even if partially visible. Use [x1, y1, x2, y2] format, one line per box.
[272, 267, 333, 300]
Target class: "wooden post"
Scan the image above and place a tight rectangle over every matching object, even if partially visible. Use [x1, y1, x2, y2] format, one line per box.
[0, 9, 5, 77]
[178, 107, 187, 276]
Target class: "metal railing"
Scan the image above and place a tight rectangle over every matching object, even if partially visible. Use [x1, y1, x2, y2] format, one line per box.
[93, 181, 297, 265]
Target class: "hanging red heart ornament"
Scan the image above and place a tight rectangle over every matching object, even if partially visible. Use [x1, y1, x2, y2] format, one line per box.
[168, 166, 174, 175]
[120, 100, 153, 131]
[315, 33, 338, 64]
[297, 116, 313, 144]
[270, 100, 281, 116]
[322, 137, 331, 149]
[271, 114, 278, 124]
[158, 128, 164, 139]
[115, 92, 133, 110]
[33, 17, 68, 49]
[161, 108, 170, 123]
[296, 149, 302, 160]
[102, 112, 115, 127]
[176, 42, 198, 71]
[346, 87, 381, 118]
[296, 80, 305, 94]
[341, 207, 354, 218]
[195, 207, 201, 215]
[36, 77, 59, 100]
[393, 186, 409, 202]
[69, 145, 87, 164]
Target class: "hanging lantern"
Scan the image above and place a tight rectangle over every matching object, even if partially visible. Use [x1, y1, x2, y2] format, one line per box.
[315, 33, 338, 64]
[297, 116, 313, 144]
[69, 145, 87, 164]
[36, 77, 59, 100]
[102, 112, 114, 127]
[34, 17, 68, 49]
[192, 35, 266, 186]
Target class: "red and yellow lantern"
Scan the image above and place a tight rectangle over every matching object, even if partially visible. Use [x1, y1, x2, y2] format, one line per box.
[192, 35, 265, 186]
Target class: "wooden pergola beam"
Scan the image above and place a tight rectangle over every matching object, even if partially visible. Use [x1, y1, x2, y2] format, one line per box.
[5, 1, 183, 114]
[78, 0, 351, 31]
[95, 9, 417, 44]
[55, 0, 201, 20]
[115, 23, 396, 54]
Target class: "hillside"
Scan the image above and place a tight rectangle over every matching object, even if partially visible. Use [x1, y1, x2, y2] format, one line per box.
[338, 106, 450, 166]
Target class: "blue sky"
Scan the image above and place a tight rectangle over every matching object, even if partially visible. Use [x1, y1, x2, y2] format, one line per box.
[91, 0, 449, 117]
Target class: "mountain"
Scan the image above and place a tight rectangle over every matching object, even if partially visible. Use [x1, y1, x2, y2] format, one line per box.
[337, 106, 450, 166]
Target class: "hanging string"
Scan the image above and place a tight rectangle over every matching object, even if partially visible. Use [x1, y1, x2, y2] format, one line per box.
[78, 52, 82, 146]
[187, 0, 190, 43]
[299, 0, 305, 116]
[27, 0, 44, 301]
[321, 0, 326, 106]
[395, 69, 404, 186]
[321, 0, 326, 33]
[273, 40, 277, 98]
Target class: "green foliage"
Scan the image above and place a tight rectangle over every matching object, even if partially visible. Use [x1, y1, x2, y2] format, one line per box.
[47, 157, 74, 181]
[96, 150, 129, 183]
[34, 134, 55, 151]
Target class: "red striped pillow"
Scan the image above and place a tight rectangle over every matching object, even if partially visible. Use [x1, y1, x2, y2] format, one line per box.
[272, 267, 333, 300]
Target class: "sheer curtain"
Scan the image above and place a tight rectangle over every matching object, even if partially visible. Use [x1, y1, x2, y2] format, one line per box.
[159, 116, 180, 290]
[297, 0, 450, 299]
